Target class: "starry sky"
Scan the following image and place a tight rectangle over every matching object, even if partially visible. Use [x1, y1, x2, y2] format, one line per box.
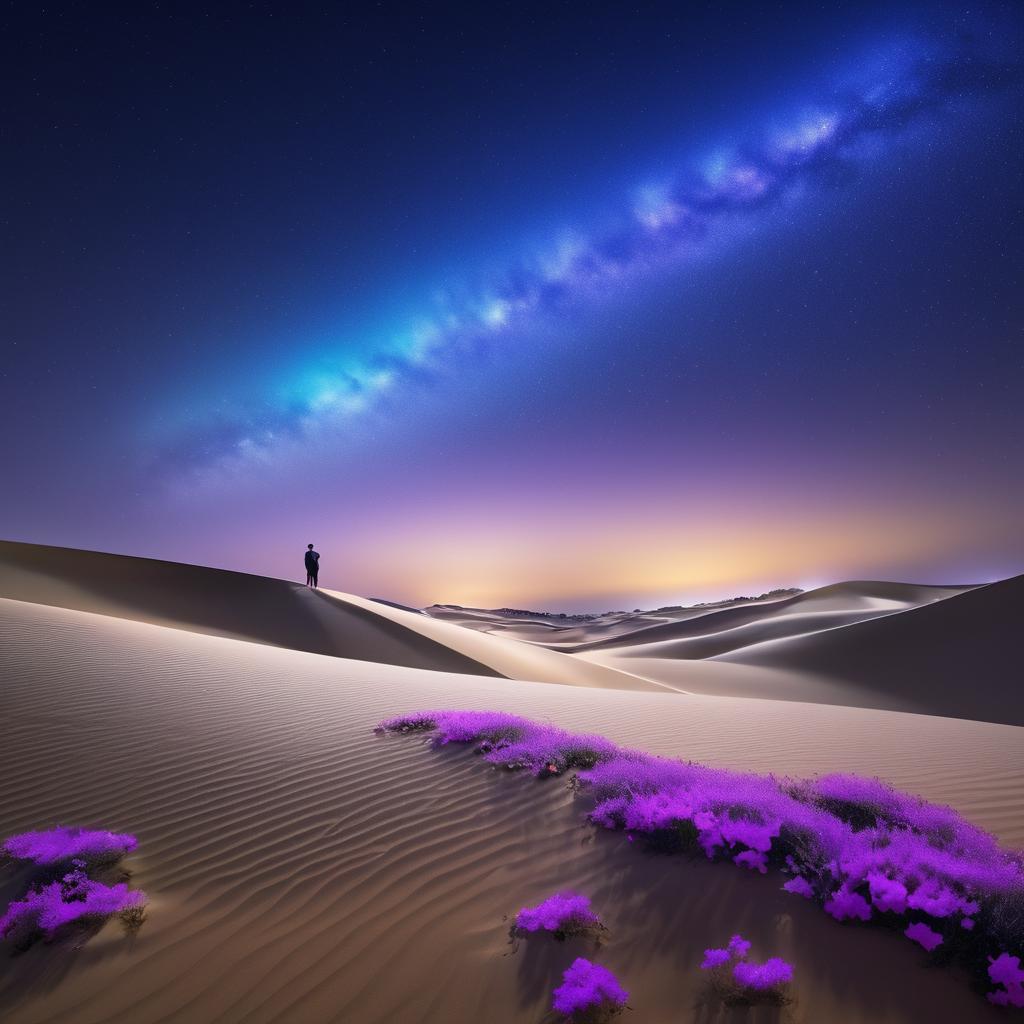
[3, 1, 1023, 611]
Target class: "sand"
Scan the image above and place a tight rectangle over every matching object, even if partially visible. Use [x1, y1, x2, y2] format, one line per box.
[427, 578, 1024, 726]
[1, 543, 1022, 1023]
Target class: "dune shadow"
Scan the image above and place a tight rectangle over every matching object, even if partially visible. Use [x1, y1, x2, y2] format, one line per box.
[0, 540, 499, 675]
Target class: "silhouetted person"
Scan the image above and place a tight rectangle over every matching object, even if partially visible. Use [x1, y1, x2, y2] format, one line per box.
[304, 544, 320, 588]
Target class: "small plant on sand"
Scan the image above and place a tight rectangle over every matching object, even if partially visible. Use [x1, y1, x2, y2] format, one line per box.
[0, 865, 147, 949]
[552, 957, 628, 1023]
[119, 900, 148, 937]
[1, 828, 147, 952]
[987, 953, 1024, 1008]
[2, 827, 138, 868]
[700, 934, 793, 1006]
[511, 891, 606, 945]
[377, 709, 1024, 1004]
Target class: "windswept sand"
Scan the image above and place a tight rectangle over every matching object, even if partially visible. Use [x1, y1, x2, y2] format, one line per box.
[327, 591, 664, 691]
[425, 582, 969, 652]
[1, 593, 1022, 1024]
[435, 577, 1024, 726]
[718, 574, 1024, 725]
[0, 540, 499, 677]
[1, 544, 1022, 1023]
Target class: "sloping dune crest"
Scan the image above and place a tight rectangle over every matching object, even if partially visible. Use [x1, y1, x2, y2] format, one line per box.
[327, 590, 663, 690]
[0, 541, 658, 692]
[0, 539, 499, 676]
[720, 574, 1024, 726]
[561, 581, 970, 654]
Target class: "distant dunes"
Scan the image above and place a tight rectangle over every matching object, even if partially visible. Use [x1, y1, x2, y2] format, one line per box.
[719, 574, 1024, 724]
[1, 539, 1019, 724]
[424, 576, 1023, 726]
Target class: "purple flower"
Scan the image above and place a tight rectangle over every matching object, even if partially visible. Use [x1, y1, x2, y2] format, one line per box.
[904, 922, 943, 951]
[552, 958, 628, 1018]
[987, 954, 1024, 1008]
[733, 957, 794, 990]
[824, 887, 872, 922]
[379, 709, 1024, 1003]
[782, 876, 814, 899]
[3, 827, 138, 866]
[867, 872, 908, 914]
[733, 850, 768, 874]
[701, 947, 732, 969]
[699, 934, 794, 1001]
[515, 892, 600, 935]
[0, 868, 146, 940]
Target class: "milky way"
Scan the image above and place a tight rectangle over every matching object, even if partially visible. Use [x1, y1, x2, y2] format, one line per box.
[162, 31, 1018, 480]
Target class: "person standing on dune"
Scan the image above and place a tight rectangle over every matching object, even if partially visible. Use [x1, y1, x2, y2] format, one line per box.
[304, 544, 320, 588]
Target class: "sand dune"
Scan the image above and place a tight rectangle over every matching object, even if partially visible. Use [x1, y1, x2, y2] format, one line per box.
[425, 603, 705, 647]
[0, 540, 503, 677]
[428, 578, 1022, 724]
[0, 541, 662, 692]
[328, 590, 663, 691]
[1, 546, 1021, 1022]
[551, 581, 970, 654]
[1, 594, 1021, 1024]
[720, 574, 1024, 726]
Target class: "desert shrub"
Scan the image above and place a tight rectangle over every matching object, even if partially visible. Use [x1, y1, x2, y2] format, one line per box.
[3, 827, 137, 867]
[905, 921, 943, 951]
[987, 953, 1024, 1008]
[513, 891, 605, 943]
[700, 934, 793, 1006]
[373, 712, 438, 733]
[120, 901, 147, 936]
[378, 709, 1024, 1004]
[552, 957, 628, 1022]
[0, 866, 147, 948]
[1, 830, 148, 952]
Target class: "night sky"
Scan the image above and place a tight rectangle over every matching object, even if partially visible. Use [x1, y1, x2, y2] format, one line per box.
[3, 1, 1023, 610]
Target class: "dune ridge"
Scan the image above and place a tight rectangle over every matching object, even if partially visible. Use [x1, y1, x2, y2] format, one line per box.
[5, 540, 1017, 723]
[428, 581, 971, 653]
[717, 574, 1024, 725]
[0, 540, 500, 678]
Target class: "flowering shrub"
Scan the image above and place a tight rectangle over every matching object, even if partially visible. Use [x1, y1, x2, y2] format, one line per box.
[378, 709, 1024, 1003]
[700, 933, 793, 1005]
[514, 891, 604, 942]
[2, 827, 138, 867]
[904, 921, 943, 952]
[552, 957, 628, 1021]
[1, 827, 147, 951]
[0, 866, 146, 945]
[378, 710, 617, 775]
[988, 953, 1024, 1008]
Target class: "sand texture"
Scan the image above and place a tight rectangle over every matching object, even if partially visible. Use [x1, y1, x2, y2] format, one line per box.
[1, 542, 1022, 1023]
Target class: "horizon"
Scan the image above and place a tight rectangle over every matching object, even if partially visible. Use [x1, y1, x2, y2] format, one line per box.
[4, 536, 1017, 617]
[3, 1, 1022, 611]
